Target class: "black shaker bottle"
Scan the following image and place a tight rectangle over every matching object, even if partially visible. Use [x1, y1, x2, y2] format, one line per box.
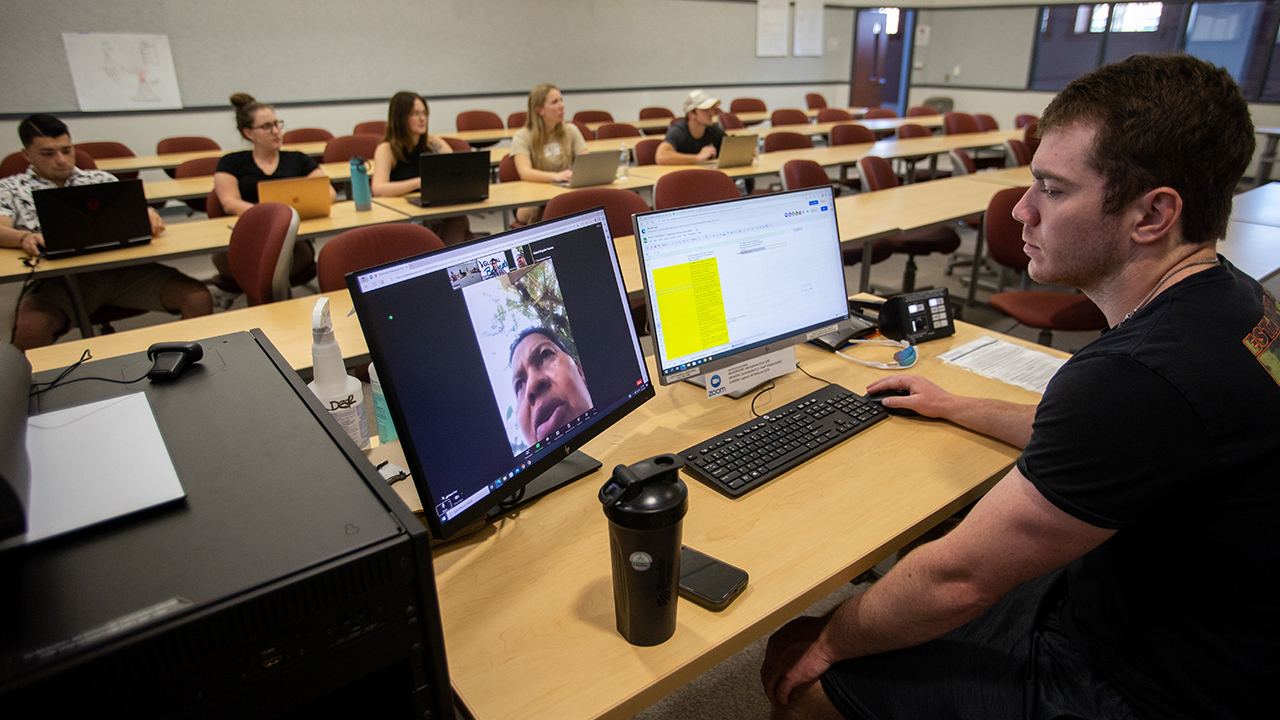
[599, 454, 688, 646]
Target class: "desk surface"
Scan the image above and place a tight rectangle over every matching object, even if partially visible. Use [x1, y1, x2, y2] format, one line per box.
[142, 160, 355, 202]
[1221, 219, 1280, 281]
[94, 141, 328, 174]
[430, 321, 1057, 720]
[1230, 182, 1280, 227]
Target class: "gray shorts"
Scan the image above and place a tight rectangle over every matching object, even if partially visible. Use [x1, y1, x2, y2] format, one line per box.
[27, 263, 190, 321]
[820, 569, 1136, 720]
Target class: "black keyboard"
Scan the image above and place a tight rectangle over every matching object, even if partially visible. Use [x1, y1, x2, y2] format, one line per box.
[680, 383, 888, 498]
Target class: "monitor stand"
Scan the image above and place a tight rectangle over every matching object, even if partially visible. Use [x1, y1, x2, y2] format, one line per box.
[487, 450, 601, 519]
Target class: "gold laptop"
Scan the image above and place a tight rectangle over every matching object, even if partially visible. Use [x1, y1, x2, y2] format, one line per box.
[257, 175, 332, 219]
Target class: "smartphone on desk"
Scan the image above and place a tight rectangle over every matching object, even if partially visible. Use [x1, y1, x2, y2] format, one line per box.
[679, 546, 749, 612]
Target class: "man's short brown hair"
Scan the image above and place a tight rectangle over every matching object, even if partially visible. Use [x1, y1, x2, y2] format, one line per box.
[1040, 54, 1254, 246]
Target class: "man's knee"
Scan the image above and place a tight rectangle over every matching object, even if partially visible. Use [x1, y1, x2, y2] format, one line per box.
[771, 679, 845, 720]
[13, 297, 69, 350]
[162, 276, 212, 318]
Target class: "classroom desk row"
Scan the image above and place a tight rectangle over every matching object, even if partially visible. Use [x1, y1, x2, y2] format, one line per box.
[95, 141, 330, 174]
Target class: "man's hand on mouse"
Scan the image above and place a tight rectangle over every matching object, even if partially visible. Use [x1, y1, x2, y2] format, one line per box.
[865, 375, 955, 418]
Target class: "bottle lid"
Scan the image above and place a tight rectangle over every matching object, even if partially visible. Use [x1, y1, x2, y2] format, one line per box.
[600, 454, 687, 530]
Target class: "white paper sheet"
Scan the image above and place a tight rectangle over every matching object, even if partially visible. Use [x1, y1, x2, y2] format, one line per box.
[62, 32, 183, 111]
[938, 336, 1067, 394]
[757, 0, 790, 57]
[793, 0, 825, 57]
[25, 393, 184, 543]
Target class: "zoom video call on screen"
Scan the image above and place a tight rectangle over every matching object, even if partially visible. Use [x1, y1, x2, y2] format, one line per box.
[351, 212, 650, 526]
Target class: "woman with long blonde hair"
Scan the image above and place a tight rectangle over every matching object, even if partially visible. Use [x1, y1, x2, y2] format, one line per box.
[511, 83, 587, 223]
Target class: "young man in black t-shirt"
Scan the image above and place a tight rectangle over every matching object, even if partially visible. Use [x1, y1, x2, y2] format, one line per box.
[761, 55, 1274, 720]
[655, 90, 728, 165]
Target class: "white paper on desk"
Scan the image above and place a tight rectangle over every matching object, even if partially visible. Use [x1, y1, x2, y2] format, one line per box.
[24, 393, 184, 543]
[939, 336, 1067, 394]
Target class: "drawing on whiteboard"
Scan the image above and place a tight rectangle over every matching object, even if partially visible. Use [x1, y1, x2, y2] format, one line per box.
[62, 32, 182, 112]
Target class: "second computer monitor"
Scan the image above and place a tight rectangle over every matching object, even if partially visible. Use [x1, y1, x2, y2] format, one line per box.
[632, 186, 851, 386]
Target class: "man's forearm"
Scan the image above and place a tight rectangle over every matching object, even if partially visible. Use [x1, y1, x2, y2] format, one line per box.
[940, 395, 1037, 449]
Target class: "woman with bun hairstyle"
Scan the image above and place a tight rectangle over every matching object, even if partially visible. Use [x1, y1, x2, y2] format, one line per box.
[372, 91, 469, 245]
[211, 93, 331, 289]
[510, 83, 587, 224]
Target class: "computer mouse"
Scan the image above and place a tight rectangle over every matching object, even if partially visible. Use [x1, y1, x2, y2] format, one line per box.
[864, 388, 919, 417]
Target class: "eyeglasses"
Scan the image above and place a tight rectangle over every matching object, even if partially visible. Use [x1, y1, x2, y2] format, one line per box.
[409, 110, 428, 119]
[253, 120, 285, 132]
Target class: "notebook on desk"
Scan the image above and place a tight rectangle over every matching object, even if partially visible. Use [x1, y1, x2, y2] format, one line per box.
[257, 175, 332, 219]
[410, 151, 490, 207]
[700, 134, 757, 169]
[552, 151, 618, 188]
[32, 179, 152, 259]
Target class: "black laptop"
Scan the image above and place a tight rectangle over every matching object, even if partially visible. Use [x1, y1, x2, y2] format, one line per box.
[409, 150, 491, 207]
[32, 179, 152, 259]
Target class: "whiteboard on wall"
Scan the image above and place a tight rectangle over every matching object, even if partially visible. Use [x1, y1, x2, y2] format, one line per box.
[757, 0, 790, 57]
[62, 32, 182, 111]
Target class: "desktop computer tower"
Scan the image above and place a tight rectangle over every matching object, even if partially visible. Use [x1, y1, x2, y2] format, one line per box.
[0, 331, 454, 719]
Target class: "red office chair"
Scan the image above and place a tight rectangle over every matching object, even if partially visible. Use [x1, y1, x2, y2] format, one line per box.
[1023, 119, 1041, 156]
[894, 123, 946, 183]
[1014, 114, 1038, 129]
[634, 138, 661, 166]
[984, 186, 1107, 346]
[943, 112, 980, 135]
[156, 136, 220, 178]
[770, 109, 809, 127]
[0, 149, 97, 177]
[596, 123, 642, 139]
[282, 128, 335, 143]
[442, 137, 473, 153]
[948, 148, 977, 176]
[783, 160, 890, 265]
[805, 93, 828, 110]
[639, 107, 675, 135]
[226, 203, 301, 306]
[507, 111, 527, 129]
[730, 98, 767, 125]
[204, 189, 226, 218]
[174, 157, 222, 214]
[830, 124, 876, 145]
[74, 150, 97, 170]
[1004, 140, 1033, 167]
[323, 134, 380, 164]
[498, 154, 520, 183]
[763, 131, 813, 153]
[817, 109, 853, 123]
[570, 120, 594, 141]
[318, 224, 444, 292]
[973, 114, 1000, 132]
[653, 168, 740, 210]
[75, 141, 137, 180]
[353, 120, 386, 137]
[717, 112, 746, 130]
[456, 111, 504, 149]
[864, 108, 898, 120]
[907, 106, 939, 117]
[858, 155, 962, 294]
[573, 110, 614, 125]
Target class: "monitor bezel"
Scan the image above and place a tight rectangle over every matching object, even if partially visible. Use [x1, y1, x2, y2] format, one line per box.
[631, 185, 854, 386]
[347, 207, 655, 540]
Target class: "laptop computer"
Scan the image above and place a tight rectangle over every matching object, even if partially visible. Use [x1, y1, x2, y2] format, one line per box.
[552, 151, 619, 188]
[33, 179, 152, 259]
[257, 175, 332, 219]
[410, 151, 491, 207]
[704, 134, 757, 169]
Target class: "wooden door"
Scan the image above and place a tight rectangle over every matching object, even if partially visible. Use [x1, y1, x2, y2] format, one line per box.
[852, 10, 891, 108]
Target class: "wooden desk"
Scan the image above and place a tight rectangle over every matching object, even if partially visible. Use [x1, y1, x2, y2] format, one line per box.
[1221, 220, 1280, 281]
[143, 160, 356, 203]
[585, 118, 673, 134]
[959, 166, 1033, 187]
[431, 321, 1056, 720]
[94, 142, 328, 174]
[1230, 182, 1280, 227]
[444, 127, 519, 145]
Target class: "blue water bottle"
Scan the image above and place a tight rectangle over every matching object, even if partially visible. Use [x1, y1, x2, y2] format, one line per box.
[350, 156, 372, 211]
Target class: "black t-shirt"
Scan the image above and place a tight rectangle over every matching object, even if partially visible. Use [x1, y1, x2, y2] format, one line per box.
[662, 119, 726, 155]
[215, 150, 320, 203]
[1018, 259, 1279, 720]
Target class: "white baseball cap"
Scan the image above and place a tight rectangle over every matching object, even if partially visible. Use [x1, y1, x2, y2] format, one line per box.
[682, 90, 721, 115]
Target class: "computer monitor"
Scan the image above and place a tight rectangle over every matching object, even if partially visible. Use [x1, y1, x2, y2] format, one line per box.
[632, 185, 853, 387]
[348, 208, 655, 540]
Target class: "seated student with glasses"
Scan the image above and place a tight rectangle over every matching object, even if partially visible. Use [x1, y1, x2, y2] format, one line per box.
[511, 83, 587, 224]
[371, 91, 469, 246]
[211, 93, 333, 292]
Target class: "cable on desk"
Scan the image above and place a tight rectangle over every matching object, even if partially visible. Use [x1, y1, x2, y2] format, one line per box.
[749, 379, 777, 418]
[28, 349, 149, 397]
[796, 363, 835, 386]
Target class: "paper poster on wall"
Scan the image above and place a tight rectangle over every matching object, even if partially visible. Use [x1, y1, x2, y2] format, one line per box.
[61, 32, 183, 112]
[757, 0, 789, 57]
[793, 0, 824, 57]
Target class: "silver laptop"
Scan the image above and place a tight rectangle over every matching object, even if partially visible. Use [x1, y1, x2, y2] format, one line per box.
[705, 134, 757, 169]
[553, 151, 619, 188]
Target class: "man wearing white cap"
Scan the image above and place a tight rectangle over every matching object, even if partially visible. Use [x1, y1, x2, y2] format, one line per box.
[655, 90, 727, 165]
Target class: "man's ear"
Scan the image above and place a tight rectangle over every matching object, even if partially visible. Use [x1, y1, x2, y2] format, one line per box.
[1130, 187, 1183, 247]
